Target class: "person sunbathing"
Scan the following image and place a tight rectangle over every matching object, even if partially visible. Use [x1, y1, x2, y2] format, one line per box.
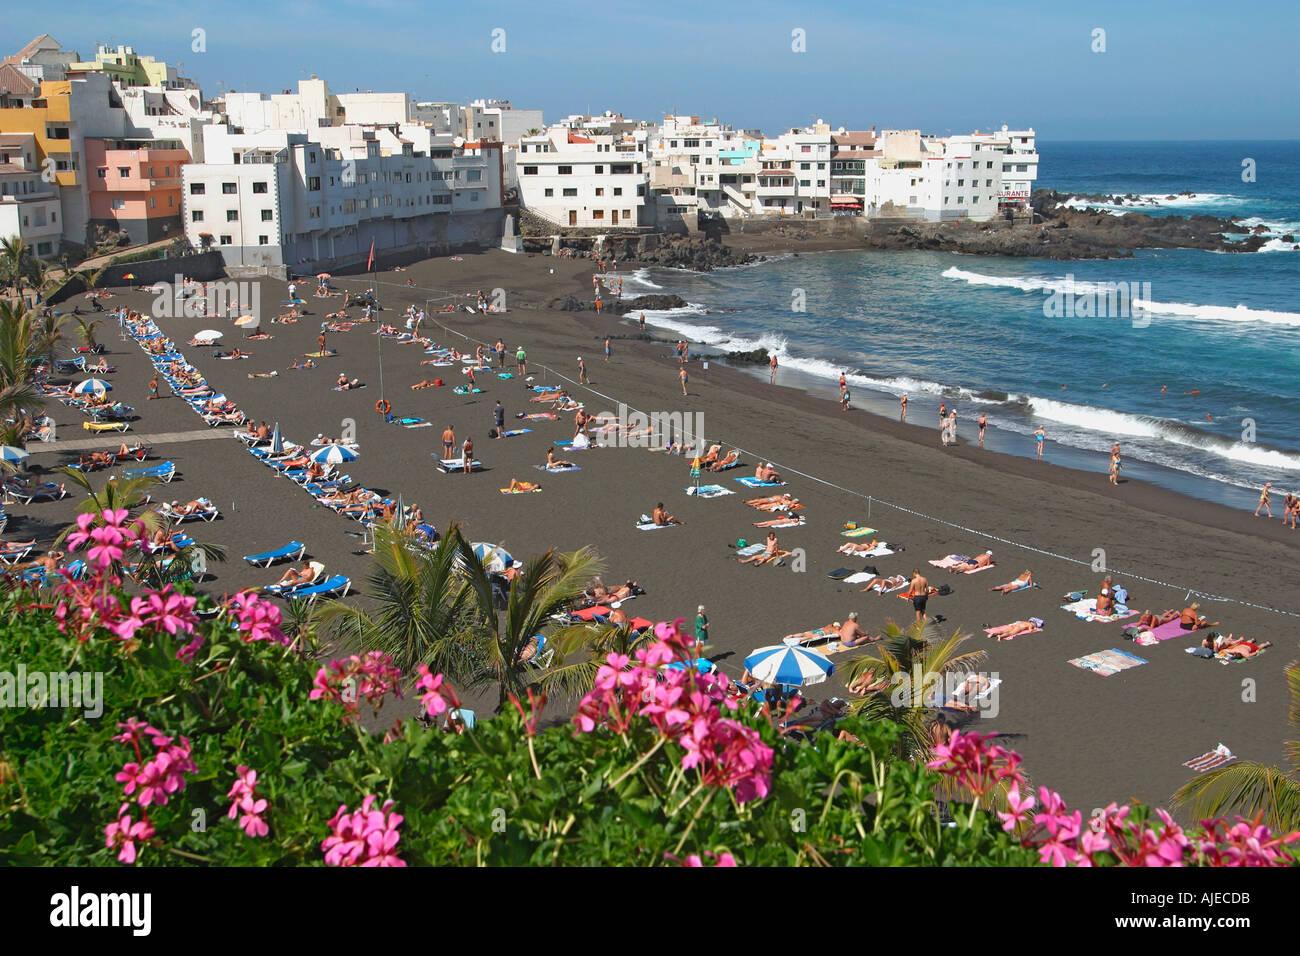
[146, 528, 178, 554]
[986, 618, 1044, 641]
[740, 532, 785, 565]
[862, 574, 908, 593]
[989, 570, 1033, 594]
[273, 564, 317, 588]
[952, 550, 994, 571]
[707, 450, 739, 471]
[755, 462, 782, 483]
[837, 613, 874, 647]
[1180, 602, 1218, 630]
[653, 503, 683, 526]
[747, 494, 801, 513]
[753, 515, 804, 527]
[169, 499, 211, 516]
[411, 379, 438, 389]
[508, 478, 540, 493]
[546, 448, 576, 469]
[699, 444, 722, 466]
[337, 378, 363, 390]
[1205, 634, 1272, 659]
[1137, 609, 1179, 629]
[946, 675, 993, 709]
[80, 450, 116, 468]
[781, 698, 849, 733]
[838, 539, 883, 554]
[1094, 576, 1117, 615]
[13, 550, 64, 574]
[586, 579, 640, 604]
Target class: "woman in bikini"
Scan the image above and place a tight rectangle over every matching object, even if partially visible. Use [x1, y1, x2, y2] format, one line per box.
[838, 539, 884, 554]
[989, 570, 1033, 594]
[1136, 609, 1179, 629]
[507, 478, 539, 493]
[986, 618, 1044, 641]
[546, 448, 576, 470]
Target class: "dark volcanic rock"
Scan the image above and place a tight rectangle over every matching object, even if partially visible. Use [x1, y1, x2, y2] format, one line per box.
[725, 347, 771, 365]
[547, 293, 689, 314]
[636, 237, 759, 272]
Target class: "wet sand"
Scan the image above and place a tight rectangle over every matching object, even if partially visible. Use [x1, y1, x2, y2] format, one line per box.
[15, 245, 1298, 816]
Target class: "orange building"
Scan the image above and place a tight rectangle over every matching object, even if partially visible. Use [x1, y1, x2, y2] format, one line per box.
[84, 138, 188, 243]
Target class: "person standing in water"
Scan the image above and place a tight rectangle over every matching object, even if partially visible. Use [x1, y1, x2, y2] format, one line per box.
[900, 393, 908, 422]
[769, 353, 778, 384]
[1255, 481, 1273, 517]
[977, 412, 987, 447]
[1035, 427, 1046, 460]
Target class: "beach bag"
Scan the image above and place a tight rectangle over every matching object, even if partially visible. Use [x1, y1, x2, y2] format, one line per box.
[433, 378, 444, 387]
[936, 584, 953, 596]
[488, 427, 498, 439]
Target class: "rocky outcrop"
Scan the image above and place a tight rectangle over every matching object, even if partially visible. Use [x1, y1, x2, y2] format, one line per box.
[634, 237, 761, 271]
[547, 293, 689, 314]
[859, 191, 1276, 259]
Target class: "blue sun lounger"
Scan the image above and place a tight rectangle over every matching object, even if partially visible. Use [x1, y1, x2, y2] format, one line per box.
[243, 541, 307, 567]
[281, 574, 350, 599]
[122, 462, 176, 482]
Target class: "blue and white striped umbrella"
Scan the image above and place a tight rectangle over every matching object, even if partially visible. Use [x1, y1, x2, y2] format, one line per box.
[308, 444, 358, 465]
[471, 541, 515, 573]
[73, 379, 112, 396]
[0, 445, 30, 465]
[742, 645, 835, 687]
[269, 421, 283, 454]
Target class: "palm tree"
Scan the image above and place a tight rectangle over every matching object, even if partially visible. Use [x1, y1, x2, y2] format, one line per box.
[839, 620, 989, 758]
[1, 235, 29, 298]
[1172, 661, 1300, 831]
[0, 300, 49, 445]
[56, 470, 166, 537]
[72, 316, 102, 351]
[454, 538, 603, 710]
[317, 522, 482, 680]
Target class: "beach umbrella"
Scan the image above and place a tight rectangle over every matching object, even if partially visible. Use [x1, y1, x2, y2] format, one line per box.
[234, 315, 258, 328]
[742, 645, 835, 688]
[269, 422, 283, 455]
[0, 446, 30, 466]
[122, 273, 135, 280]
[193, 329, 223, 343]
[308, 444, 358, 465]
[470, 542, 515, 573]
[667, 658, 714, 675]
[73, 379, 111, 396]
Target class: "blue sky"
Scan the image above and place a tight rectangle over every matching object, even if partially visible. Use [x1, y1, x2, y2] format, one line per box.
[11, 0, 1299, 140]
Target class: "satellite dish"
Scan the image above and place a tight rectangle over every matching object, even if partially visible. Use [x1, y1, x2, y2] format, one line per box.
[452, 136, 465, 147]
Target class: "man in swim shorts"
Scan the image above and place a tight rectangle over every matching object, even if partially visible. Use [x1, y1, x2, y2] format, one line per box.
[910, 568, 930, 624]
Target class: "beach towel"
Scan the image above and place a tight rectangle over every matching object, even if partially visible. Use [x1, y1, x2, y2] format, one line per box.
[497, 372, 514, 379]
[839, 543, 894, 556]
[522, 413, 558, 421]
[942, 676, 1003, 711]
[758, 517, 805, 529]
[898, 585, 939, 601]
[304, 351, 337, 358]
[840, 526, 879, 538]
[436, 457, 482, 472]
[332, 384, 366, 391]
[1132, 619, 1202, 645]
[530, 385, 561, 393]
[930, 555, 967, 569]
[399, 418, 433, 428]
[867, 575, 908, 594]
[571, 605, 612, 621]
[983, 621, 1043, 641]
[501, 429, 531, 437]
[736, 476, 786, 488]
[686, 484, 734, 498]
[636, 521, 677, 531]
[533, 463, 581, 474]
[735, 543, 766, 558]
[453, 386, 483, 395]
[842, 572, 876, 585]
[500, 486, 541, 494]
[1068, 648, 1147, 677]
[1061, 598, 1137, 624]
[1182, 744, 1236, 773]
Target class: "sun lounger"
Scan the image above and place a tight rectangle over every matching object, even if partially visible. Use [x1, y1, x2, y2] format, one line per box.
[159, 499, 220, 523]
[282, 574, 350, 599]
[782, 626, 836, 647]
[685, 484, 733, 498]
[735, 476, 784, 488]
[1182, 744, 1236, 773]
[4, 481, 67, 504]
[0, 540, 36, 565]
[707, 452, 741, 472]
[243, 541, 307, 567]
[435, 457, 483, 473]
[122, 462, 176, 482]
[83, 421, 130, 433]
[941, 676, 1003, 712]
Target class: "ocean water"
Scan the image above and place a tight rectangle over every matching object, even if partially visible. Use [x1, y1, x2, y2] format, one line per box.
[625, 141, 1300, 511]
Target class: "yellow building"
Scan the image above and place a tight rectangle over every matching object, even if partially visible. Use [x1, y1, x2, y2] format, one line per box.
[67, 46, 179, 89]
[0, 80, 78, 188]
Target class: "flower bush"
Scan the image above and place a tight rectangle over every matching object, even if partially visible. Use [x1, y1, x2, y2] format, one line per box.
[0, 510, 1295, 867]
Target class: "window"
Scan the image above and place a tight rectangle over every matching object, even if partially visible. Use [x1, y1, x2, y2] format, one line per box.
[261, 209, 273, 221]
[957, 197, 964, 204]
[817, 180, 825, 188]
[227, 210, 239, 221]
[523, 165, 538, 175]
[593, 210, 604, 219]
[96, 168, 107, 179]
[467, 169, 482, 182]
[222, 182, 236, 194]
[987, 161, 993, 169]
[148, 197, 156, 209]
[986, 179, 992, 187]
[219, 235, 232, 245]
[800, 179, 811, 187]
[800, 145, 810, 153]
[470, 191, 480, 202]
[431, 195, 450, 205]
[167, 196, 174, 206]
[544, 188, 553, 197]
[595, 187, 604, 196]
[37, 241, 52, 255]
[190, 182, 205, 195]
[308, 151, 317, 163]
[258, 236, 269, 245]
[1016, 164, 1027, 172]
[800, 163, 810, 170]
[594, 165, 603, 174]
[191, 210, 204, 222]
[252, 181, 268, 193]
[562, 187, 577, 197]
[110, 198, 125, 211]
[557, 165, 572, 175]
[958, 179, 964, 187]
[308, 177, 321, 190]
[613, 187, 622, 196]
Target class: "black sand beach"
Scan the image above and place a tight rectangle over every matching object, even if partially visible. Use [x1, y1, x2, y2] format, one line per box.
[14, 244, 1299, 817]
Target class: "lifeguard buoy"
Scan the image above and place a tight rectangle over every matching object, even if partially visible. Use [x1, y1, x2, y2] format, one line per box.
[375, 399, 392, 415]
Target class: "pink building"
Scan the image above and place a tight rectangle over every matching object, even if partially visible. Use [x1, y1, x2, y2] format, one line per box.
[84, 138, 189, 243]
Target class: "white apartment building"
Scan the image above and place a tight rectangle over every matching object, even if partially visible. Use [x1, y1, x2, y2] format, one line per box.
[181, 124, 502, 274]
[514, 127, 650, 228]
[463, 99, 543, 146]
[0, 132, 62, 257]
[974, 126, 1038, 209]
[647, 115, 762, 221]
[224, 78, 409, 133]
[411, 101, 462, 135]
[749, 125, 834, 215]
[929, 133, 1006, 221]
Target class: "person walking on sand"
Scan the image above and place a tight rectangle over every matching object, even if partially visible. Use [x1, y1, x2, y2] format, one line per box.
[577, 356, 589, 384]
[900, 393, 908, 422]
[769, 352, 778, 384]
[516, 346, 527, 377]
[317, 332, 327, 354]
[604, 337, 611, 363]
[840, 384, 851, 412]
[679, 365, 688, 397]
[1035, 427, 1046, 460]
[493, 400, 505, 438]
[639, 312, 646, 333]
[495, 339, 505, 368]
[947, 409, 958, 446]
[1255, 481, 1273, 517]
[147, 375, 160, 400]
[977, 412, 987, 447]
[695, 605, 709, 647]
[1109, 450, 1121, 486]
[442, 425, 456, 461]
[910, 568, 931, 625]
[462, 436, 474, 474]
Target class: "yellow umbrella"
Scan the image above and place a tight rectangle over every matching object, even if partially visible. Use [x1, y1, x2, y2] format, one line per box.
[234, 315, 259, 327]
